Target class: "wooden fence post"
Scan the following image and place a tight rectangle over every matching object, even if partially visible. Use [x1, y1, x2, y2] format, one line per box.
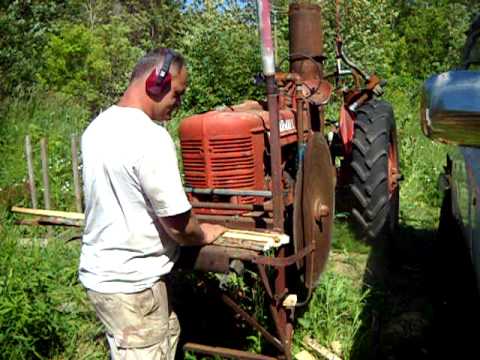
[40, 138, 51, 210]
[40, 138, 53, 238]
[25, 135, 38, 208]
[71, 134, 83, 212]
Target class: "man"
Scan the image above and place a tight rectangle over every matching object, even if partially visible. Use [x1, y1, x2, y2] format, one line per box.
[79, 48, 225, 359]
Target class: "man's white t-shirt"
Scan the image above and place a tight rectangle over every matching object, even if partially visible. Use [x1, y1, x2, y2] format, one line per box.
[79, 105, 191, 294]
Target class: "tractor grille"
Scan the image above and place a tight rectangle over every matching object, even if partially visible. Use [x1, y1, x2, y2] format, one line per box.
[210, 138, 253, 153]
[181, 137, 258, 204]
[181, 139, 207, 187]
[211, 137, 256, 204]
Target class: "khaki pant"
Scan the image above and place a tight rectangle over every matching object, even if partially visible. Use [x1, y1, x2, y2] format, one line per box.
[87, 280, 180, 360]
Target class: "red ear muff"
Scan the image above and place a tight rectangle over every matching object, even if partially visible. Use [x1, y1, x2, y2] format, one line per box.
[146, 67, 172, 101]
[145, 49, 175, 101]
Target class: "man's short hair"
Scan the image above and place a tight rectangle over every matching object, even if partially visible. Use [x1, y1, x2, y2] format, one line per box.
[130, 48, 185, 82]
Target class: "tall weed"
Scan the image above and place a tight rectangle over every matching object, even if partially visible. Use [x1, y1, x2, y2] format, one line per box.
[294, 270, 368, 360]
[0, 213, 106, 359]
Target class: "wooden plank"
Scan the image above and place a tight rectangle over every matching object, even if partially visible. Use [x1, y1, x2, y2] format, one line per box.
[302, 337, 343, 360]
[221, 229, 289, 245]
[295, 350, 317, 360]
[213, 229, 289, 251]
[25, 135, 38, 208]
[71, 134, 83, 212]
[11, 206, 84, 220]
[15, 217, 83, 227]
[40, 138, 51, 210]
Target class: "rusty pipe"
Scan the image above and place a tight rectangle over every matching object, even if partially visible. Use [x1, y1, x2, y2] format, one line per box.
[221, 293, 284, 352]
[185, 187, 272, 197]
[289, 3, 324, 80]
[257, 0, 284, 231]
[196, 214, 274, 224]
[257, 0, 275, 76]
[192, 201, 272, 211]
[183, 343, 278, 360]
[266, 76, 284, 232]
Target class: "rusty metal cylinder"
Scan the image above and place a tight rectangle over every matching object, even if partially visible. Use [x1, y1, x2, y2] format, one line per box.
[289, 3, 324, 80]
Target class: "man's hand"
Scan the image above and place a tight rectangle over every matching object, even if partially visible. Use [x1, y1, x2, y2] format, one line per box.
[199, 223, 227, 245]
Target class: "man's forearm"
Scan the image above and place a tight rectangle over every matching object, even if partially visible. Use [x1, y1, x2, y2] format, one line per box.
[160, 214, 209, 246]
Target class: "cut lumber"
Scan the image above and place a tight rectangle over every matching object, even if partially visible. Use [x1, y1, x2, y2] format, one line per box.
[213, 229, 289, 251]
[11, 209, 291, 253]
[295, 350, 317, 360]
[302, 337, 343, 360]
[16, 217, 83, 227]
[11, 206, 84, 220]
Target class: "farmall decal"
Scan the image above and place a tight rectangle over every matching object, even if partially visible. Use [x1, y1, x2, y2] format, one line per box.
[279, 118, 295, 133]
[266, 118, 295, 137]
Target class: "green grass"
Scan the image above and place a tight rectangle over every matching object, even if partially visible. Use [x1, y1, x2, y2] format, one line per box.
[293, 270, 368, 360]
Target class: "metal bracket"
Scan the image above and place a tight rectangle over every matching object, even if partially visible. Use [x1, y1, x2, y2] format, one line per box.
[252, 244, 315, 267]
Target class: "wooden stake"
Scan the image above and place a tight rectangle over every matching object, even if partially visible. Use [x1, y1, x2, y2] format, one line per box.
[25, 135, 38, 208]
[40, 138, 51, 210]
[71, 134, 83, 212]
[40, 138, 52, 237]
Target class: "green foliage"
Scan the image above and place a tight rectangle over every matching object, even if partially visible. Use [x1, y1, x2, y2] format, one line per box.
[38, 21, 143, 109]
[390, 1, 472, 78]
[0, 1, 74, 97]
[0, 92, 90, 210]
[383, 75, 447, 227]
[178, 0, 264, 113]
[0, 222, 106, 359]
[0, 0, 186, 104]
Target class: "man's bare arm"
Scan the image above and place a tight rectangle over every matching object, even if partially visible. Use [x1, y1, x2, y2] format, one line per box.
[159, 210, 225, 246]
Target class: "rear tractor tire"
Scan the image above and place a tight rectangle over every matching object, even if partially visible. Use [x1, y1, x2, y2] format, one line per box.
[350, 99, 400, 243]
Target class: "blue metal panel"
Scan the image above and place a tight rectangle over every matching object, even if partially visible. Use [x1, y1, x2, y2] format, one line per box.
[461, 146, 480, 287]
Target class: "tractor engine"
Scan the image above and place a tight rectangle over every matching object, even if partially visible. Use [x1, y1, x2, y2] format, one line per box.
[179, 101, 298, 215]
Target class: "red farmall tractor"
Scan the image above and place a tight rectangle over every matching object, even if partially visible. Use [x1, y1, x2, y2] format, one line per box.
[178, 1, 400, 359]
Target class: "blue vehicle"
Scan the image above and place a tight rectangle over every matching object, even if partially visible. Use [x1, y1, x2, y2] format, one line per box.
[421, 16, 480, 291]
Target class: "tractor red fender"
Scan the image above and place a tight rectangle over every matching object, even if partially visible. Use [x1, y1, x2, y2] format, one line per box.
[339, 105, 355, 156]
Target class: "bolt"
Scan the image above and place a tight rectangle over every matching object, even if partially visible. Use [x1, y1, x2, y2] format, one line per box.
[314, 200, 330, 221]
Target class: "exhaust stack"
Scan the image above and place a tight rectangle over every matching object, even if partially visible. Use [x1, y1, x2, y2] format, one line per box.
[289, 3, 324, 80]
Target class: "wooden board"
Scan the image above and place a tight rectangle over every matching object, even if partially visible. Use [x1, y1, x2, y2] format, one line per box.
[213, 229, 289, 251]
[11, 206, 85, 220]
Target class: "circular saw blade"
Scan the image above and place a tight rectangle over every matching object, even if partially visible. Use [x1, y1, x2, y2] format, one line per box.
[294, 133, 335, 289]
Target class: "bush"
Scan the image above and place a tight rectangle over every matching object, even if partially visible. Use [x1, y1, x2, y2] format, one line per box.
[177, 1, 264, 113]
[38, 21, 143, 110]
[390, 2, 472, 78]
[0, 219, 106, 359]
